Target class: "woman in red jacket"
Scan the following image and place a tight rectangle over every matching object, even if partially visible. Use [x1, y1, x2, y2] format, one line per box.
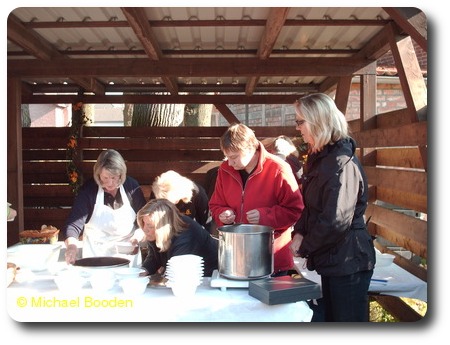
[209, 123, 304, 276]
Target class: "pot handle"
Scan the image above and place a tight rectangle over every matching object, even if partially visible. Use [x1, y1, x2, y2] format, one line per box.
[210, 234, 219, 241]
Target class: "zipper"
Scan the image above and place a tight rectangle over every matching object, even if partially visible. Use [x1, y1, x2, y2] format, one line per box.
[223, 154, 262, 224]
[239, 167, 261, 223]
[223, 168, 245, 223]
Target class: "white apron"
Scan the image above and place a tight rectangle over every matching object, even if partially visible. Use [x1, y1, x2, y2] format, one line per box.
[82, 185, 142, 267]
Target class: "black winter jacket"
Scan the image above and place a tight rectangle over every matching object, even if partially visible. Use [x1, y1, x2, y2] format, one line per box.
[293, 138, 375, 276]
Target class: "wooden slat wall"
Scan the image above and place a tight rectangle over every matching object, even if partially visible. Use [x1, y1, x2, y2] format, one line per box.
[22, 125, 297, 232]
[350, 108, 427, 283]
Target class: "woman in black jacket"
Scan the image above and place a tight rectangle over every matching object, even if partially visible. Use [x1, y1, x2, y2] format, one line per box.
[290, 93, 375, 322]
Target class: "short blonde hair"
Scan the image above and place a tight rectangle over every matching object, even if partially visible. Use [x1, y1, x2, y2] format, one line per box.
[294, 93, 349, 152]
[136, 199, 187, 252]
[93, 149, 127, 186]
[220, 123, 259, 154]
[152, 170, 198, 204]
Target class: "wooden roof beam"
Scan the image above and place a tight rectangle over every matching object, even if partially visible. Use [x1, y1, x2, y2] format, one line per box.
[319, 22, 394, 93]
[121, 7, 178, 94]
[22, 94, 301, 105]
[245, 7, 290, 96]
[213, 104, 241, 124]
[9, 57, 373, 78]
[24, 18, 391, 29]
[382, 7, 427, 52]
[7, 14, 105, 95]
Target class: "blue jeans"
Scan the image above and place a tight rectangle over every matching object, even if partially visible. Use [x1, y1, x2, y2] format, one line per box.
[319, 269, 373, 322]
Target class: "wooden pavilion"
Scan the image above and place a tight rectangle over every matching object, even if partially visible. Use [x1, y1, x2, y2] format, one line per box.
[7, 7, 427, 321]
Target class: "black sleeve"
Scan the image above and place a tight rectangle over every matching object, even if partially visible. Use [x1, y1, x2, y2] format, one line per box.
[141, 241, 165, 275]
[193, 183, 210, 227]
[62, 179, 97, 240]
[124, 176, 147, 214]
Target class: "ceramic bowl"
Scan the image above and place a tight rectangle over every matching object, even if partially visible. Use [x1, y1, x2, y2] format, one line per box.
[376, 253, 395, 268]
[115, 241, 138, 255]
[54, 269, 87, 291]
[7, 243, 62, 272]
[114, 267, 146, 280]
[89, 270, 117, 291]
[170, 282, 199, 298]
[120, 276, 149, 295]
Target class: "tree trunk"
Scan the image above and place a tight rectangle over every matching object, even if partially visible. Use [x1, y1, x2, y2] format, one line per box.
[184, 104, 213, 126]
[131, 104, 185, 126]
[123, 104, 133, 126]
[21, 104, 31, 127]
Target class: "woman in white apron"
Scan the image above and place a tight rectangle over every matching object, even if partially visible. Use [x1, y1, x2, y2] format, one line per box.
[82, 184, 142, 267]
[63, 149, 147, 268]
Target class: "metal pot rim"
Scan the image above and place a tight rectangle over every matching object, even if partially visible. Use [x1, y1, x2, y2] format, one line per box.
[218, 224, 274, 234]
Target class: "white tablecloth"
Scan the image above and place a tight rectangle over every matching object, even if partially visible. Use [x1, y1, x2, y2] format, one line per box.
[7, 269, 313, 323]
[294, 257, 427, 302]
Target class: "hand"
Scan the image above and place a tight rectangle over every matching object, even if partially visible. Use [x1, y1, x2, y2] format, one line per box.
[219, 209, 236, 224]
[7, 204, 17, 222]
[246, 209, 260, 224]
[130, 239, 139, 255]
[64, 244, 78, 264]
[290, 233, 304, 257]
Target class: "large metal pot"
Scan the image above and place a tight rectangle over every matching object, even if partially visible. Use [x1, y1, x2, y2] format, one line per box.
[218, 224, 274, 280]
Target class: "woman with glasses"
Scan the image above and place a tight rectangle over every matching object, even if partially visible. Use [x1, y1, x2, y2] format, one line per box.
[290, 93, 375, 322]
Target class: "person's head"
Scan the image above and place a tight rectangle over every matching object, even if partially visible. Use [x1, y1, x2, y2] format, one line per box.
[93, 149, 127, 191]
[136, 199, 187, 251]
[152, 170, 197, 204]
[294, 93, 349, 153]
[220, 123, 259, 170]
[271, 135, 298, 159]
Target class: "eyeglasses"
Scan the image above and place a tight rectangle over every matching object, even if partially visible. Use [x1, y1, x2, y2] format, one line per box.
[295, 119, 306, 127]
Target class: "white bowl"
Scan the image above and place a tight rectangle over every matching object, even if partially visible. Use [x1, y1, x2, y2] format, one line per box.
[114, 267, 146, 280]
[7, 243, 62, 272]
[115, 241, 138, 255]
[376, 253, 395, 268]
[170, 282, 199, 298]
[120, 276, 149, 295]
[90, 270, 116, 291]
[54, 270, 87, 291]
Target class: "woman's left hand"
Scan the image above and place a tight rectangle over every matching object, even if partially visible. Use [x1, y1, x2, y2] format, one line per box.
[246, 209, 260, 224]
[290, 233, 304, 257]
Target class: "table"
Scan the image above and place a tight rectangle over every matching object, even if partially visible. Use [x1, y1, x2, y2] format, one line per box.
[294, 257, 427, 302]
[6, 249, 313, 322]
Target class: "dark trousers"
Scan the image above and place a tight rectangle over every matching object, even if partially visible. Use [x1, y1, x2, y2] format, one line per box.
[316, 269, 373, 322]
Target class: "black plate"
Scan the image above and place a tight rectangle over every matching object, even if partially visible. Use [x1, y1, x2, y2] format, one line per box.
[74, 256, 130, 268]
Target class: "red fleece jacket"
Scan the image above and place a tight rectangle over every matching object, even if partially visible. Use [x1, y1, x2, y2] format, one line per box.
[209, 143, 304, 273]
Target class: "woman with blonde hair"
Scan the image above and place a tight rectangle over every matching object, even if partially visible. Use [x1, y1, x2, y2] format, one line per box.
[137, 199, 218, 277]
[63, 149, 147, 266]
[290, 93, 375, 322]
[151, 170, 209, 228]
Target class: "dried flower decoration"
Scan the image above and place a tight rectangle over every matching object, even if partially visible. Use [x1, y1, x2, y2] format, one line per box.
[66, 102, 91, 194]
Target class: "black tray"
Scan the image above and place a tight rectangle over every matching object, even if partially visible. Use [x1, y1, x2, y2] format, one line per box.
[249, 275, 322, 305]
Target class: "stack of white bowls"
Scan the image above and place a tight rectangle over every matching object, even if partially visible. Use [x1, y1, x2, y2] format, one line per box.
[165, 254, 204, 297]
